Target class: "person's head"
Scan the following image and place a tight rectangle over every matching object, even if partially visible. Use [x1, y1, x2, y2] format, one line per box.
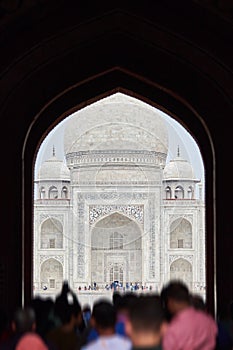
[125, 295, 166, 347]
[30, 296, 55, 336]
[114, 292, 137, 316]
[12, 307, 36, 333]
[91, 299, 116, 335]
[161, 280, 191, 316]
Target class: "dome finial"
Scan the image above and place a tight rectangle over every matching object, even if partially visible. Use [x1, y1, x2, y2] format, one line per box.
[177, 145, 180, 157]
[52, 145, 55, 157]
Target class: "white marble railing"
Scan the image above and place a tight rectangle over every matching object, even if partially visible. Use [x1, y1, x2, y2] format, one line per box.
[163, 199, 201, 205]
[35, 199, 70, 205]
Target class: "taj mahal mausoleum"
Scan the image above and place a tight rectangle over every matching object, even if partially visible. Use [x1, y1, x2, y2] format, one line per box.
[33, 93, 205, 304]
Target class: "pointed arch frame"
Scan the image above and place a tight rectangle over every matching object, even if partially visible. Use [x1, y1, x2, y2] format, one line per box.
[23, 68, 215, 314]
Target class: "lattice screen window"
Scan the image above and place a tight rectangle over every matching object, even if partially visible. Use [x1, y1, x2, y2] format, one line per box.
[49, 279, 55, 288]
[49, 239, 55, 248]
[110, 263, 123, 283]
[110, 232, 123, 249]
[178, 239, 184, 248]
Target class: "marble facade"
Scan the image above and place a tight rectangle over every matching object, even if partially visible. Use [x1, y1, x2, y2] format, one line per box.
[33, 93, 205, 300]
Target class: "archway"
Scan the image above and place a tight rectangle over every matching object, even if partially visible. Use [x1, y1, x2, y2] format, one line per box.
[25, 82, 213, 312]
[170, 258, 193, 290]
[40, 218, 63, 249]
[40, 258, 63, 291]
[33, 92, 205, 300]
[3, 1, 232, 319]
[170, 218, 192, 249]
[91, 212, 142, 287]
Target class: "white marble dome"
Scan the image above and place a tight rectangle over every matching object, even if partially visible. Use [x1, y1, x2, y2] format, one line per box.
[163, 156, 196, 180]
[37, 154, 70, 181]
[63, 93, 169, 155]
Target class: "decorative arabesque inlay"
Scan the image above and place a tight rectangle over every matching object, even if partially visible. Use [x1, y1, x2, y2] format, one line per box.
[40, 255, 64, 264]
[40, 214, 64, 225]
[169, 214, 193, 225]
[169, 255, 193, 264]
[89, 205, 144, 226]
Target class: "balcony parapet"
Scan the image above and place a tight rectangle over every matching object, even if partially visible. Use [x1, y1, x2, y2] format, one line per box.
[163, 199, 202, 206]
[35, 199, 70, 206]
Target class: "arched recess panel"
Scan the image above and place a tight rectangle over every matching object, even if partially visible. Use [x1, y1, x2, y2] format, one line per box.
[40, 218, 63, 249]
[170, 258, 193, 289]
[170, 218, 192, 249]
[40, 258, 63, 291]
[91, 212, 142, 285]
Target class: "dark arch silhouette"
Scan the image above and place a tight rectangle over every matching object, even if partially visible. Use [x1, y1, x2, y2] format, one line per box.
[0, 1, 232, 319]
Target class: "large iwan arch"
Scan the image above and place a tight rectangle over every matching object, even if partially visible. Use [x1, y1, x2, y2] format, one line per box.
[91, 212, 142, 286]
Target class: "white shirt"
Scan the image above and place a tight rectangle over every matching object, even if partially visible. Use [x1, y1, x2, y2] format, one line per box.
[81, 334, 132, 350]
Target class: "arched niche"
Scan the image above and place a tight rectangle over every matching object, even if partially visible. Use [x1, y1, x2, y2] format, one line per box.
[170, 218, 192, 249]
[40, 218, 63, 249]
[40, 258, 63, 291]
[91, 212, 142, 285]
[170, 258, 193, 289]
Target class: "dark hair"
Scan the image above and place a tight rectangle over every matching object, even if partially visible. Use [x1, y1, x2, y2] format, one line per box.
[128, 295, 165, 332]
[92, 300, 116, 329]
[161, 280, 190, 304]
[114, 292, 137, 312]
[13, 307, 36, 332]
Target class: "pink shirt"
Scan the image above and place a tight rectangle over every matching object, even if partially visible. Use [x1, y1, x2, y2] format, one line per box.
[163, 307, 218, 350]
[16, 333, 48, 350]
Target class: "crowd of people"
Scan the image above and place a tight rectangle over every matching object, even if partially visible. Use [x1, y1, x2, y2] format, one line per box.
[76, 281, 152, 292]
[0, 280, 232, 350]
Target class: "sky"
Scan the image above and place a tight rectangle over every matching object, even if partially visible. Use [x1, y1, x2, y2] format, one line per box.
[34, 99, 205, 197]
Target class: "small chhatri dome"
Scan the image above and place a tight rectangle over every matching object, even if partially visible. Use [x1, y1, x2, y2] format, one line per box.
[163, 147, 197, 180]
[37, 147, 70, 181]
